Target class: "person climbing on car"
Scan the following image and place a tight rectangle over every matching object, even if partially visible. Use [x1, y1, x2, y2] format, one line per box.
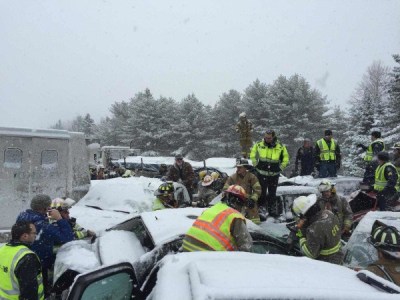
[153, 182, 179, 210]
[166, 154, 195, 201]
[292, 195, 343, 265]
[373, 151, 399, 211]
[223, 159, 262, 224]
[357, 131, 385, 188]
[316, 179, 353, 236]
[182, 185, 253, 252]
[366, 221, 400, 286]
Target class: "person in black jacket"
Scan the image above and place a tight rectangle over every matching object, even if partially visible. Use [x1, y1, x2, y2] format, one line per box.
[0, 221, 43, 300]
[295, 138, 315, 176]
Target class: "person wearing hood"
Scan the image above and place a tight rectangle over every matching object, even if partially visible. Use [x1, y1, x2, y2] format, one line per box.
[16, 194, 74, 297]
[166, 154, 195, 200]
[0, 221, 44, 300]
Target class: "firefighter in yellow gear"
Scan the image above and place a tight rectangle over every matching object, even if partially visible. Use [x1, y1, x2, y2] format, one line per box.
[236, 112, 253, 158]
[182, 185, 253, 252]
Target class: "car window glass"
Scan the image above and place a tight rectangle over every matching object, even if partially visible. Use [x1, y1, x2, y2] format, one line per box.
[79, 272, 132, 300]
[251, 241, 288, 255]
[4, 147, 22, 168]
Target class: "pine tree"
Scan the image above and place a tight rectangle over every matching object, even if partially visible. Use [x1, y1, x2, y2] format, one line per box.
[386, 54, 400, 144]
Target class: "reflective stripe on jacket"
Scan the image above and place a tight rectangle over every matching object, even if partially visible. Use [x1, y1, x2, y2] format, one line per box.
[374, 162, 397, 191]
[182, 202, 245, 252]
[317, 138, 336, 161]
[364, 139, 385, 161]
[298, 210, 343, 265]
[250, 140, 289, 176]
[0, 245, 44, 300]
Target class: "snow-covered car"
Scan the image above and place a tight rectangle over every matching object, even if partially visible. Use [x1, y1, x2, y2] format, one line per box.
[63, 252, 400, 300]
[53, 207, 301, 298]
[343, 211, 400, 270]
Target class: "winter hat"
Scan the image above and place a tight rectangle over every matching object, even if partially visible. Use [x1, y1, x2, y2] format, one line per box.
[324, 129, 333, 136]
[31, 194, 52, 211]
[175, 154, 183, 160]
[377, 151, 389, 162]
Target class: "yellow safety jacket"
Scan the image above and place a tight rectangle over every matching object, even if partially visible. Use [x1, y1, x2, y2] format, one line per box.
[374, 162, 398, 192]
[396, 165, 400, 191]
[182, 202, 245, 252]
[250, 140, 289, 176]
[317, 138, 336, 161]
[364, 139, 385, 162]
[0, 245, 44, 300]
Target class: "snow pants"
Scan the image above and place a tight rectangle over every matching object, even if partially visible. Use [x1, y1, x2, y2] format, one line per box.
[240, 137, 252, 159]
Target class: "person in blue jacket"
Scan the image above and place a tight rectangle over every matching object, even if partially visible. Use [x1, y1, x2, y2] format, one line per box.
[16, 194, 74, 297]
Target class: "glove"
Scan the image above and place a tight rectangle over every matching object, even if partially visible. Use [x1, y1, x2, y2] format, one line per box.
[247, 199, 256, 209]
[296, 230, 303, 239]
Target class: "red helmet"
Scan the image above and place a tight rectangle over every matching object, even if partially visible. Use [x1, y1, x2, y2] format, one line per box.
[225, 185, 247, 202]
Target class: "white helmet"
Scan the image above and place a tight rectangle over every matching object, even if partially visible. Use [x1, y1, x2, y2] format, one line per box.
[202, 175, 214, 187]
[292, 194, 317, 217]
[51, 198, 75, 211]
[239, 112, 246, 118]
[318, 179, 333, 192]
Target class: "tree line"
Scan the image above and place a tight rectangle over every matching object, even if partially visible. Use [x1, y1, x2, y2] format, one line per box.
[51, 55, 400, 177]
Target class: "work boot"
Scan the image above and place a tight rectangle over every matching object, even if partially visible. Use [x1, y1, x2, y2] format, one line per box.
[258, 206, 268, 222]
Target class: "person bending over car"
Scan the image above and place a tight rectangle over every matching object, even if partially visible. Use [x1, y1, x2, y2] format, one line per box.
[182, 185, 253, 252]
[292, 195, 343, 265]
[367, 221, 400, 286]
[153, 182, 179, 210]
[316, 179, 353, 235]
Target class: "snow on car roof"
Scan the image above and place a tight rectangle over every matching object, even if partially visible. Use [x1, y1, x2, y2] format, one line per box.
[140, 207, 206, 246]
[151, 252, 399, 300]
[122, 156, 237, 175]
[352, 211, 400, 234]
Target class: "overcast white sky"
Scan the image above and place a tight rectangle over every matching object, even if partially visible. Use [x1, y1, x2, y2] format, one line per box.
[1, 0, 399, 129]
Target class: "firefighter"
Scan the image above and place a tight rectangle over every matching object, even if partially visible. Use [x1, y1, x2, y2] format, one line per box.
[50, 198, 96, 240]
[223, 159, 262, 224]
[374, 151, 399, 211]
[366, 221, 400, 286]
[236, 112, 253, 158]
[153, 182, 179, 210]
[0, 221, 44, 300]
[182, 185, 253, 252]
[195, 175, 218, 207]
[292, 195, 343, 265]
[314, 129, 341, 178]
[357, 131, 385, 187]
[250, 129, 289, 219]
[316, 179, 353, 235]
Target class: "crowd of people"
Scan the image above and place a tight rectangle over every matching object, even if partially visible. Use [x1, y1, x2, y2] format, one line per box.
[0, 195, 95, 299]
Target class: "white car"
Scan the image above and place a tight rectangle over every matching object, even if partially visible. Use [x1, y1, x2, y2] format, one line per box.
[64, 252, 399, 300]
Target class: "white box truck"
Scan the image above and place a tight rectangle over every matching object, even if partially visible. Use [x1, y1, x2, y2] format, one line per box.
[0, 127, 90, 231]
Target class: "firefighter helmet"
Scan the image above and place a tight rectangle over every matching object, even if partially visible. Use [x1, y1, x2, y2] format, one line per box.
[154, 182, 175, 196]
[236, 159, 249, 167]
[370, 221, 400, 258]
[210, 171, 219, 180]
[51, 198, 75, 211]
[318, 179, 333, 192]
[224, 185, 247, 202]
[292, 195, 317, 218]
[198, 170, 207, 180]
[202, 175, 214, 187]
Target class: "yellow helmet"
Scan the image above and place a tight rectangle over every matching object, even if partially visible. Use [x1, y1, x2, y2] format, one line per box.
[199, 170, 207, 180]
[210, 171, 219, 180]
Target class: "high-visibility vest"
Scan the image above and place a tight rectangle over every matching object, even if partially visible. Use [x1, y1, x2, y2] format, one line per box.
[364, 139, 385, 161]
[374, 162, 397, 191]
[250, 141, 289, 176]
[182, 202, 245, 252]
[395, 165, 400, 191]
[317, 138, 337, 161]
[0, 244, 44, 300]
